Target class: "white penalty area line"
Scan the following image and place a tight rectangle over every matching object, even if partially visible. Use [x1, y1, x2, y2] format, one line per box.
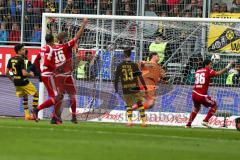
[0, 125, 237, 142]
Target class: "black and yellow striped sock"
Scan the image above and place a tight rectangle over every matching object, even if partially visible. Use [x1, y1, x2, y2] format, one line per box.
[32, 94, 39, 109]
[126, 106, 133, 122]
[138, 105, 146, 123]
[23, 97, 30, 117]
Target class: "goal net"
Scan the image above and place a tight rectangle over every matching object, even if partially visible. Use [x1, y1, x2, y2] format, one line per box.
[39, 13, 240, 128]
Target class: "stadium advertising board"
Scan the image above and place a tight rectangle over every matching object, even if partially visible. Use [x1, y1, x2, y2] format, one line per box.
[0, 46, 96, 76]
[88, 110, 238, 129]
[0, 46, 40, 75]
[61, 84, 240, 129]
[208, 13, 240, 53]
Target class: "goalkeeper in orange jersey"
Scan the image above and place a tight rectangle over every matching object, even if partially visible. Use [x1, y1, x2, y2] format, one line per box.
[132, 52, 166, 110]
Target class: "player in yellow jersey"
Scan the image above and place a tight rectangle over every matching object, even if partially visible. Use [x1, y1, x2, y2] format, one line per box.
[114, 48, 147, 127]
[6, 44, 39, 120]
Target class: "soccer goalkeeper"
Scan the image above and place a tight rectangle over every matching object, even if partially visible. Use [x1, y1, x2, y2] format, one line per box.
[114, 48, 147, 127]
[132, 52, 166, 110]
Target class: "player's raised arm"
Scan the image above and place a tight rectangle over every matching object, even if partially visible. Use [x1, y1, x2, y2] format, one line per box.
[75, 18, 88, 39]
[215, 61, 234, 76]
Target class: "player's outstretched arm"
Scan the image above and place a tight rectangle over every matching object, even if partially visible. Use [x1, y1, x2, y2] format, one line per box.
[75, 18, 88, 39]
[216, 61, 234, 76]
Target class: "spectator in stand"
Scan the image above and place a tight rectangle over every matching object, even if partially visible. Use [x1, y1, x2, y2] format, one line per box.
[0, 22, 8, 42]
[30, 24, 41, 42]
[184, 10, 192, 17]
[220, 3, 228, 13]
[148, 2, 156, 12]
[106, 9, 112, 15]
[32, 0, 44, 24]
[9, 0, 22, 23]
[184, 0, 199, 17]
[9, 22, 20, 42]
[167, 0, 180, 6]
[160, 11, 168, 17]
[0, 0, 10, 22]
[197, 7, 202, 17]
[167, 0, 180, 10]
[83, 0, 97, 14]
[124, 2, 131, 15]
[212, 3, 220, 13]
[231, 0, 240, 13]
[170, 5, 180, 17]
[117, 0, 136, 15]
[197, 0, 203, 9]
[46, 0, 58, 13]
[63, 0, 77, 13]
[24, 0, 35, 41]
[100, 0, 111, 15]
[155, 0, 167, 15]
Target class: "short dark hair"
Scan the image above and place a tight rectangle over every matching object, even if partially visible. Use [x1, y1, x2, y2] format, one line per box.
[149, 52, 158, 59]
[203, 59, 212, 66]
[124, 48, 132, 58]
[45, 34, 54, 44]
[14, 43, 24, 54]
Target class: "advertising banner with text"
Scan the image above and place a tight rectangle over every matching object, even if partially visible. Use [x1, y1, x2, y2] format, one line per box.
[208, 13, 240, 53]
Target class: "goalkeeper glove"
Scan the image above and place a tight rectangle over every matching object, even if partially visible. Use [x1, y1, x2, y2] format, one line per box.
[225, 61, 234, 70]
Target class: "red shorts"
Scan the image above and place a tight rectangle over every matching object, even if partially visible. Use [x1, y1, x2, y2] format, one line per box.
[41, 76, 58, 97]
[192, 91, 216, 108]
[55, 75, 76, 95]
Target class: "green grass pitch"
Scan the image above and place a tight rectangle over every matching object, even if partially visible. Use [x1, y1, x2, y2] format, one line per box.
[0, 118, 239, 160]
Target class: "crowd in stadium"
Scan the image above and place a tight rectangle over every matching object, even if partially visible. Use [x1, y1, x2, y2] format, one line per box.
[0, 0, 239, 45]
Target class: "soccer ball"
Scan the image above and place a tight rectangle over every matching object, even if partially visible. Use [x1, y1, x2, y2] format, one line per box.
[211, 54, 221, 64]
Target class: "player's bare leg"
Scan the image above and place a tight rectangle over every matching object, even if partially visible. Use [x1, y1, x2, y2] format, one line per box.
[186, 107, 200, 128]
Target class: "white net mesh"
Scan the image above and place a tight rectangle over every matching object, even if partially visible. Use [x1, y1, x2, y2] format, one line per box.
[42, 15, 240, 121]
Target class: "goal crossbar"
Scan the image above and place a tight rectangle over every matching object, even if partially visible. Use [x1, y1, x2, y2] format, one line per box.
[43, 13, 240, 23]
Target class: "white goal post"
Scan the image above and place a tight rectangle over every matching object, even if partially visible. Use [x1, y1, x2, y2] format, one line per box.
[39, 13, 240, 129]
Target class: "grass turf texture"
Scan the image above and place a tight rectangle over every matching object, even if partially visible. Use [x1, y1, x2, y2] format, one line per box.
[0, 118, 239, 160]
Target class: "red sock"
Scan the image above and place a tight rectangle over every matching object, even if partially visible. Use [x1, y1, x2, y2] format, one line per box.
[187, 111, 198, 126]
[204, 107, 216, 122]
[54, 100, 62, 117]
[70, 98, 76, 117]
[37, 98, 55, 110]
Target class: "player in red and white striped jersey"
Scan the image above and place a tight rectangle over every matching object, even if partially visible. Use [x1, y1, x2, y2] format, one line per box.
[32, 34, 63, 122]
[53, 18, 88, 123]
[186, 59, 233, 128]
